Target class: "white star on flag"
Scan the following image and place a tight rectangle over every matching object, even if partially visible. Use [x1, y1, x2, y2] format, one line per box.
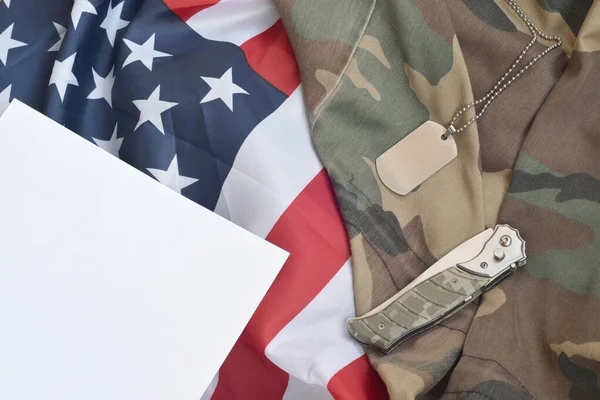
[200, 67, 248, 111]
[48, 23, 67, 52]
[93, 124, 123, 158]
[49, 53, 79, 102]
[132, 85, 178, 134]
[71, 0, 97, 30]
[147, 154, 199, 194]
[0, 85, 12, 116]
[100, 0, 130, 47]
[88, 66, 115, 107]
[122, 33, 172, 71]
[0, 24, 26, 66]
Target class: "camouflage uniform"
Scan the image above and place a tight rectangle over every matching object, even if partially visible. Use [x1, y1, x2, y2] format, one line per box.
[274, 0, 600, 398]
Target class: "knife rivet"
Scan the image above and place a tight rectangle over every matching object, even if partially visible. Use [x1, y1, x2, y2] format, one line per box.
[494, 249, 505, 261]
[480, 262, 488, 269]
[377, 323, 385, 330]
[500, 235, 512, 247]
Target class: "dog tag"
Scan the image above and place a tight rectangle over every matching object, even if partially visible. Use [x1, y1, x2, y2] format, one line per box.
[376, 121, 457, 195]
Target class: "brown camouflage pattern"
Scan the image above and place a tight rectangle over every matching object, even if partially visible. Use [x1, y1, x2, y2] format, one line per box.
[274, 0, 600, 398]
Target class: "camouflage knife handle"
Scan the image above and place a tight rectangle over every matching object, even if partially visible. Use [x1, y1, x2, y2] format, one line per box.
[347, 225, 526, 353]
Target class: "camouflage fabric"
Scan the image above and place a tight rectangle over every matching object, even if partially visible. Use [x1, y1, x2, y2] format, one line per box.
[274, 0, 600, 398]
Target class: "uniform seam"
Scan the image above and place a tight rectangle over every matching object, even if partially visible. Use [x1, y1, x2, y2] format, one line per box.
[461, 354, 535, 399]
[357, 230, 401, 291]
[439, 323, 467, 336]
[310, 0, 378, 127]
[348, 176, 433, 271]
[442, 390, 495, 400]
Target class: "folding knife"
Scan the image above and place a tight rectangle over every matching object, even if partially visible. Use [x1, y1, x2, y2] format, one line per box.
[347, 225, 526, 354]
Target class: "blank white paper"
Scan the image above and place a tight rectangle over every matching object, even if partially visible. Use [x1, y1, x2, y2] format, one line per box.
[0, 101, 288, 400]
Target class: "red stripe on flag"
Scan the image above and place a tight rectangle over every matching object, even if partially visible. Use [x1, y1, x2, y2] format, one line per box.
[328, 355, 389, 400]
[240, 20, 301, 96]
[213, 170, 351, 398]
[246, 169, 351, 348]
[164, 2, 378, 397]
[162, 0, 220, 21]
[212, 339, 289, 400]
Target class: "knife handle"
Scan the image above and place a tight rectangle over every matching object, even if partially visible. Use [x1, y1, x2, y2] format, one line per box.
[347, 266, 493, 353]
[347, 225, 526, 353]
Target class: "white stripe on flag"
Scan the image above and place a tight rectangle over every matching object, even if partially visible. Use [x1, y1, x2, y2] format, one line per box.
[283, 375, 334, 400]
[265, 260, 365, 386]
[191, 3, 365, 399]
[187, 0, 279, 46]
[214, 87, 322, 238]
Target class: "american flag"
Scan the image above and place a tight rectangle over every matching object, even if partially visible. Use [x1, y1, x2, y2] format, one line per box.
[0, 0, 387, 398]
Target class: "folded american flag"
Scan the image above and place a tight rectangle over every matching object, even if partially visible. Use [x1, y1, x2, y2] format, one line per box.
[0, 0, 386, 398]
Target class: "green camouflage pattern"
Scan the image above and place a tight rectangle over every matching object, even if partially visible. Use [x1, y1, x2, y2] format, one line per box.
[274, 0, 600, 398]
[348, 267, 491, 353]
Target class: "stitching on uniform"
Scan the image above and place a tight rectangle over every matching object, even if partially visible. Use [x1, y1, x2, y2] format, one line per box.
[348, 175, 432, 270]
[345, 219, 400, 291]
[367, 238, 401, 291]
[461, 354, 535, 399]
[348, 174, 407, 249]
[311, 0, 378, 127]
[439, 323, 467, 336]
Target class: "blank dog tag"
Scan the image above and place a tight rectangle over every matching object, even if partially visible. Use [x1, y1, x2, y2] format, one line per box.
[376, 121, 457, 195]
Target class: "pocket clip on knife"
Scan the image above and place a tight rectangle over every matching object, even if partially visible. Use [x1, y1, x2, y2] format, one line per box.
[347, 225, 526, 354]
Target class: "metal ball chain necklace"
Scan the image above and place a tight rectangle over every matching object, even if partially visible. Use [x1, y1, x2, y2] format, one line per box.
[375, 0, 563, 196]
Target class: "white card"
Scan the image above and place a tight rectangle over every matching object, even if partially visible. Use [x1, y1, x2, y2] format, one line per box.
[0, 101, 289, 400]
